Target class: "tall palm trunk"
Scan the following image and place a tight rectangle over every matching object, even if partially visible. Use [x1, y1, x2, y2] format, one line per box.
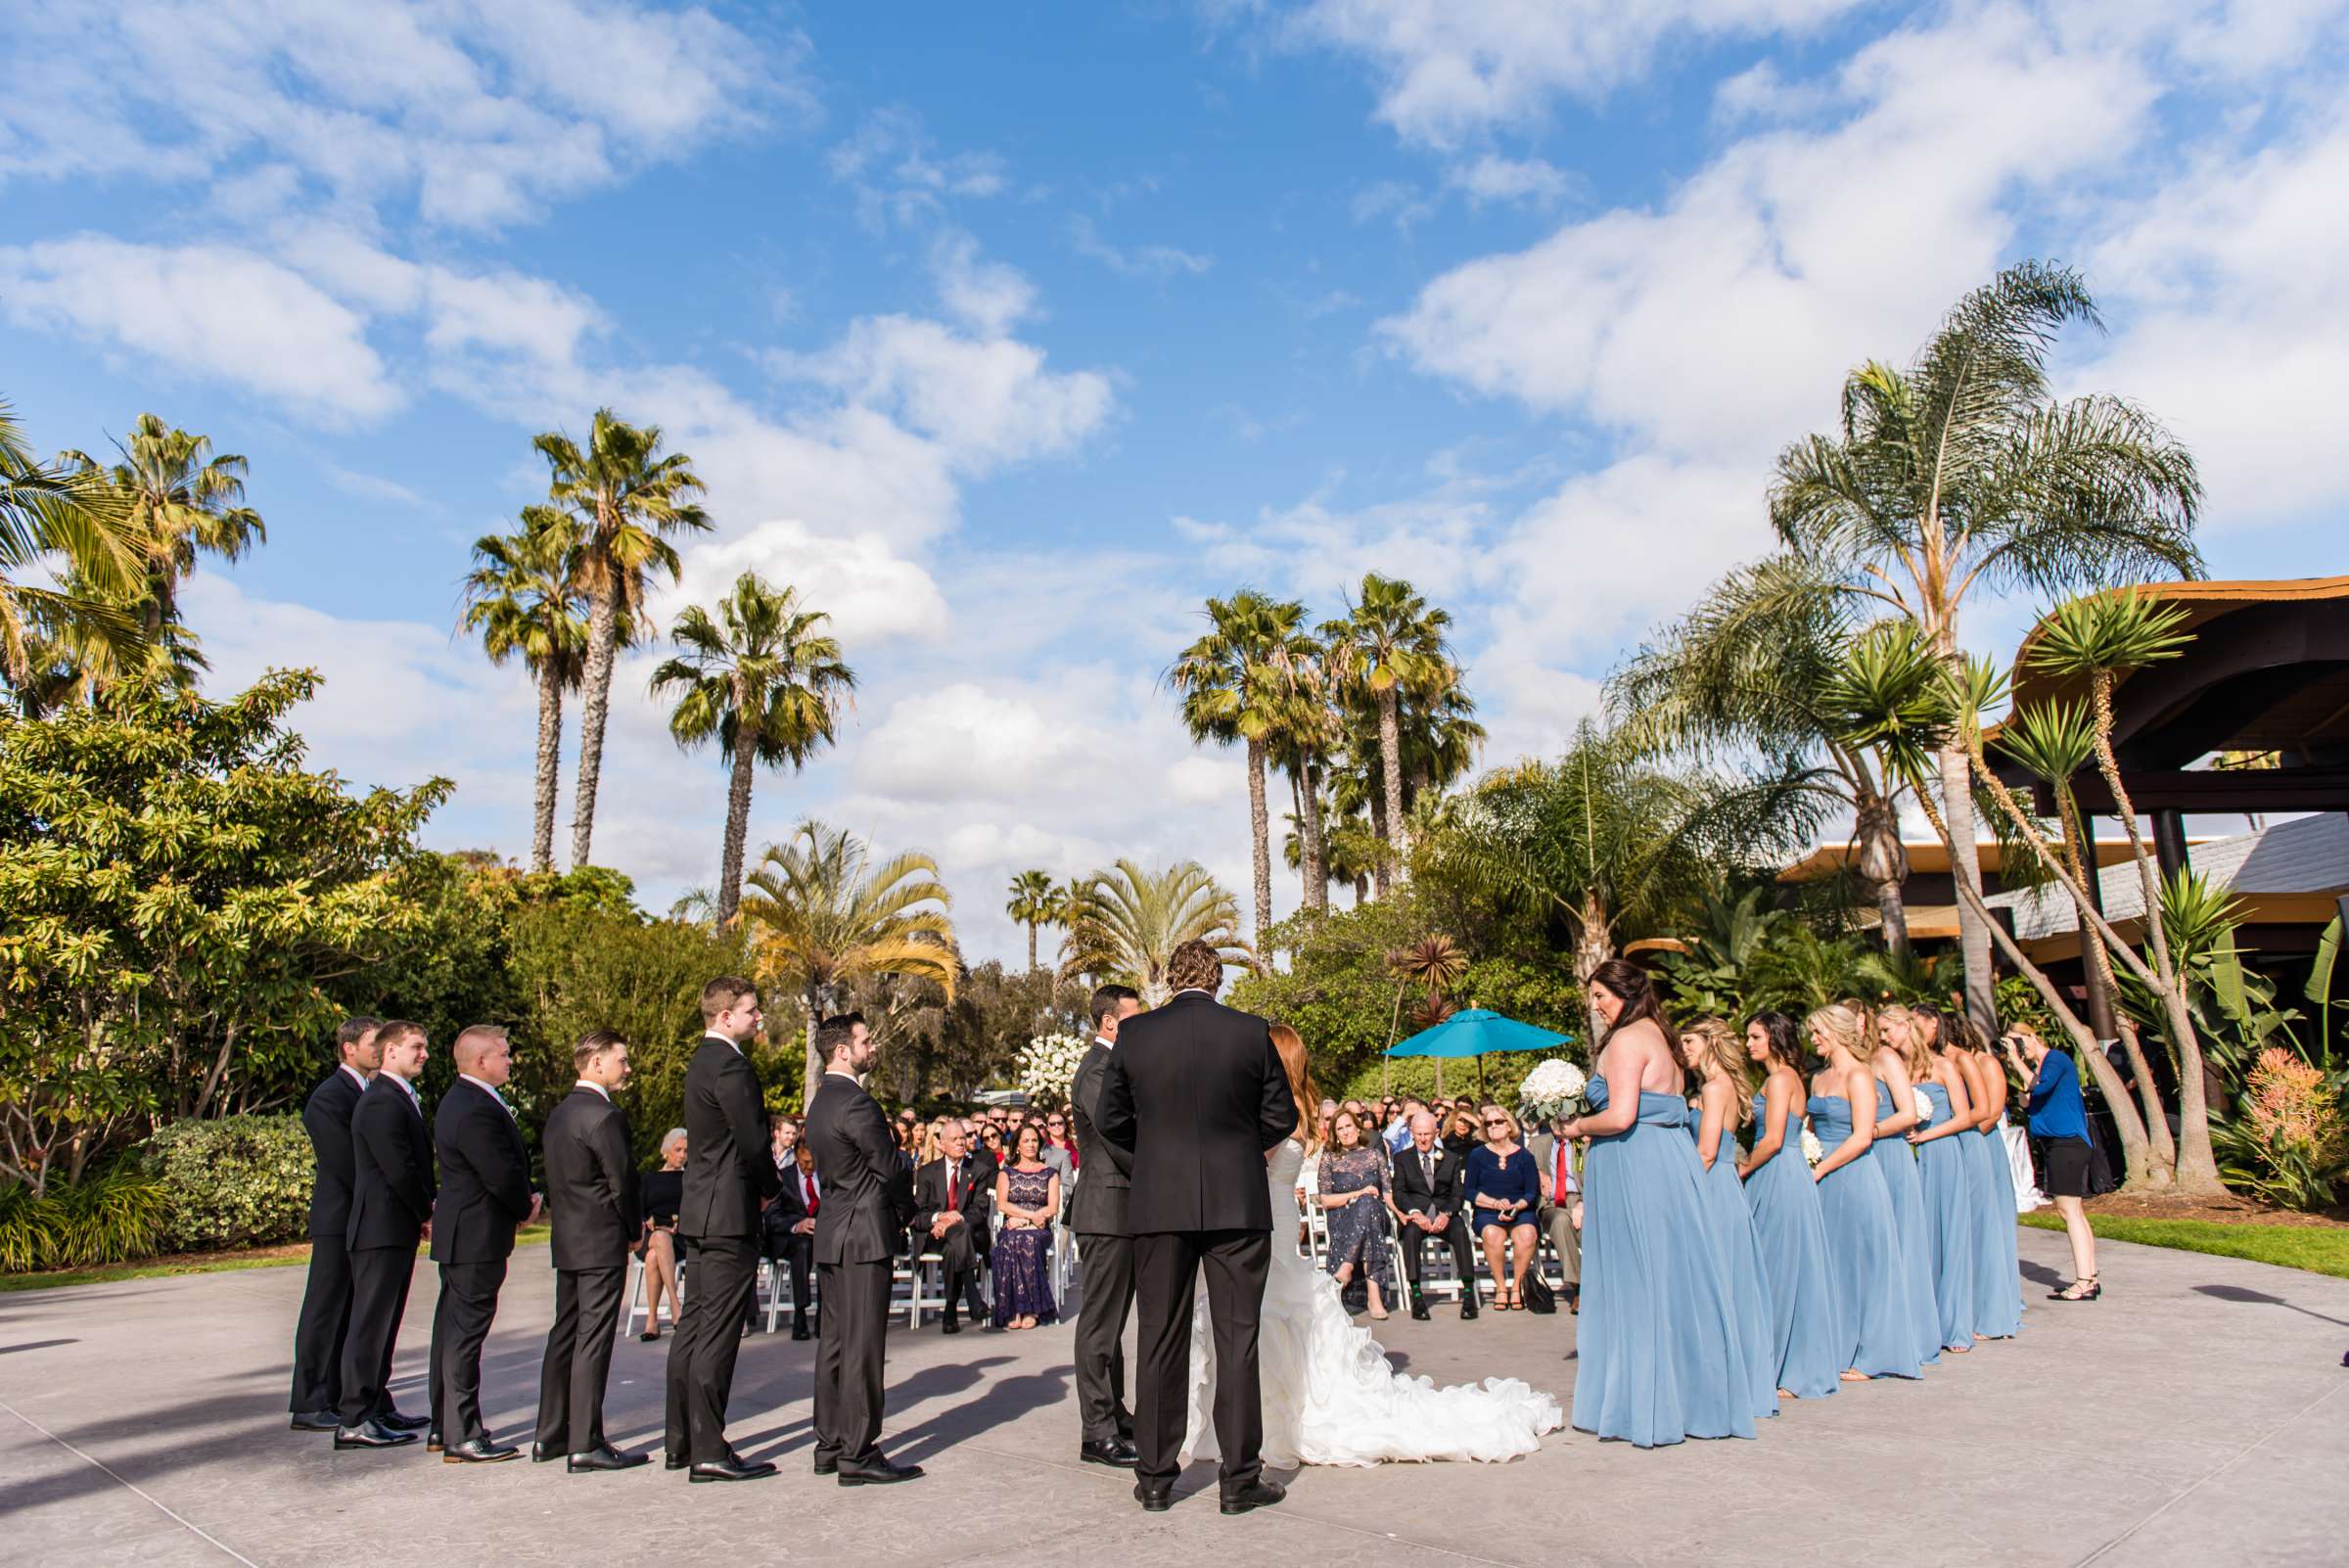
[1937, 741, 1997, 1033]
[1368, 784, 1391, 898]
[530, 658, 564, 873]
[804, 979, 825, 1110]
[1245, 736, 1272, 945]
[1853, 788, 1909, 955]
[1299, 758, 1328, 913]
[1573, 892, 1612, 1049]
[715, 687, 757, 925]
[1378, 685, 1405, 884]
[1026, 921, 1039, 973]
[571, 582, 620, 870]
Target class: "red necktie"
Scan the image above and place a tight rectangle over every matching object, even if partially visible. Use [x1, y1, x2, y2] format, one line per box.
[947, 1164, 959, 1210]
[1554, 1143, 1570, 1205]
[804, 1174, 818, 1217]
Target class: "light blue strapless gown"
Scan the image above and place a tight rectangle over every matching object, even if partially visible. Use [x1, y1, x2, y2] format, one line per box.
[1687, 1112, 1779, 1421]
[1572, 1081, 1759, 1446]
[1809, 1096, 1920, 1380]
[1868, 1082, 1942, 1368]
[1742, 1090, 1844, 1400]
[1971, 1121, 2024, 1337]
[1914, 1084, 1977, 1351]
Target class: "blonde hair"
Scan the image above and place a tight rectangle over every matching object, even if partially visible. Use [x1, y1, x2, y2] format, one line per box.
[1681, 1018, 1753, 1127]
[1876, 1004, 1935, 1080]
[1806, 1004, 1865, 1064]
[1480, 1102, 1521, 1142]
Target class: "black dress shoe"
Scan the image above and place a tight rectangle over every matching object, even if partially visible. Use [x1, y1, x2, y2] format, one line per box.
[333, 1419, 416, 1450]
[1408, 1295, 1431, 1321]
[941, 1315, 961, 1335]
[837, 1453, 922, 1486]
[1080, 1437, 1141, 1468]
[290, 1409, 340, 1432]
[442, 1437, 521, 1464]
[530, 1442, 561, 1463]
[1220, 1479, 1285, 1515]
[689, 1455, 778, 1483]
[426, 1430, 442, 1453]
[377, 1408, 430, 1432]
[1461, 1297, 1480, 1320]
[664, 1453, 691, 1471]
[568, 1446, 649, 1472]
[791, 1321, 811, 1342]
[1133, 1483, 1173, 1513]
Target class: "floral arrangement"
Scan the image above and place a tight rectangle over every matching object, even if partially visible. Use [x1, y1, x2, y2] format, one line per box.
[1913, 1087, 1934, 1125]
[1518, 1058, 1591, 1125]
[1015, 1032, 1090, 1106]
[1801, 1128, 1825, 1166]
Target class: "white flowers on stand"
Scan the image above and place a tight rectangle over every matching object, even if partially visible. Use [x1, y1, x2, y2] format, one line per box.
[1519, 1058, 1592, 1125]
[1016, 1031, 1089, 1105]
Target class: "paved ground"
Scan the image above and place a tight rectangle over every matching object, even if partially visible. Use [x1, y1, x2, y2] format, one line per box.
[3, 1226, 2345, 1568]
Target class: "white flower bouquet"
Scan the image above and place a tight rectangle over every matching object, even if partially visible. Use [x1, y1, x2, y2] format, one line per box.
[1801, 1128, 1825, 1166]
[1518, 1058, 1592, 1125]
[1913, 1087, 1933, 1125]
[1016, 1031, 1090, 1105]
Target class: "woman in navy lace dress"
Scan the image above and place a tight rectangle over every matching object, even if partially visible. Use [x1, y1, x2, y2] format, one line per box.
[1316, 1109, 1398, 1319]
[990, 1124, 1061, 1329]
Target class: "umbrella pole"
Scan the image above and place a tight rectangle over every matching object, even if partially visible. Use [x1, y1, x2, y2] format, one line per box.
[1435, 1057, 1443, 1097]
[1478, 1052, 1486, 1098]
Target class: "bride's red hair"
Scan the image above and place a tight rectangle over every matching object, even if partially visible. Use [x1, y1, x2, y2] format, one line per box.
[1268, 1022, 1322, 1152]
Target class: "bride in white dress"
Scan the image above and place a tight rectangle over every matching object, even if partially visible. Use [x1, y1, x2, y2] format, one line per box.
[1179, 1027, 1562, 1468]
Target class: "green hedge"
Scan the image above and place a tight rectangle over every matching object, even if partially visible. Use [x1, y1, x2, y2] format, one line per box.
[0, 1168, 168, 1274]
[141, 1114, 313, 1253]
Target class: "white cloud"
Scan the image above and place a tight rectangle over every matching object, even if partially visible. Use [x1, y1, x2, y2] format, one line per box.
[654, 520, 951, 646]
[929, 230, 1038, 337]
[1446, 153, 1575, 208]
[1069, 216, 1215, 279]
[828, 108, 1010, 229]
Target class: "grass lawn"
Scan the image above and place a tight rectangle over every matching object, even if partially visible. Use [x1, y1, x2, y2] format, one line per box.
[2021, 1211, 2349, 1279]
[1, 1224, 554, 1293]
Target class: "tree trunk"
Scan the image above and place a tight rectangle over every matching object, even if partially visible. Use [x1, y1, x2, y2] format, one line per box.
[715, 698, 757, 926]
[531, 658, 563, 873]
[804, 980, 824, 1110]
[2057, 788, 2175, 1176]
[1854, 788, 1909, 954]
[1574, 892, 1612, 1051]
[571, 580, 621, 871]
[1027, 922, 1039, 973]
[1246, 736, 1272, 945]
[1937, 742, 1997, 1034]
[1299, 760, 1328, 913]
[1368, 782, 1391, 899]
[1379, 686, 1406, 884]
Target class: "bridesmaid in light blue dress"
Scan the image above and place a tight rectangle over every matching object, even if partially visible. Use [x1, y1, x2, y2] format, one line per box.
[1806, 1005, 1919, 1381]
[1867, 1008, 1942, 1369]
[1905, 1021, 1980, 1357]
[1943, 1010, 2023, 1338]
[1557, 960, 1758, 1447]
[1737, 1011, 1844, 1400]
[1680, 1018, 1778, 1423]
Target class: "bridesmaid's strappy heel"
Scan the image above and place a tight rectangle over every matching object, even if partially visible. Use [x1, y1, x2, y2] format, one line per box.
[2050, 1275, 2101, 1302]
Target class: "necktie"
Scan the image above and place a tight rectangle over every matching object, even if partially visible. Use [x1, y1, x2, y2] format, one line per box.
[1422, 1151, 1434, 1188]
[947, 1164, 959, 1211]
[804, 1174, 818, 1218]
[1555, 1142, 1570, 1204]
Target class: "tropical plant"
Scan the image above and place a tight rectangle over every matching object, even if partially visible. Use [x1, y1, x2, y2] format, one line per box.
[651, 573, 853, 924]
[1772, 260, 2203, 1030]
[460, 505, 596, 872]
[1060, 858, 1251, 1005]
[1004, 868, 1062, 972]
[1167, 589, 1304, 943]
[1323, 575, 1456, 895]
[0, 1166, 166, 1273]
[1264, 622, 1341, 912]
[140, 1114, 313, 1252]
[1656, 888, 1793, 1018]
[532, 408, 710, 870]
[740, 820, 958, 1103]
[0, 396, 142, 698]
[2210, 1048, 2349, 1211]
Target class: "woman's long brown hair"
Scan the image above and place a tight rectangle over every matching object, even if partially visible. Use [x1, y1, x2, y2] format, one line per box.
[1269, 1022, 1322, 1152]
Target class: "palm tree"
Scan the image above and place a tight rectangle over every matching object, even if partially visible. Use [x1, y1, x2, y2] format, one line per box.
[1005, 869, 1061, 971]
[1324, 575, 1455, 896]
[1771, 260, 2202, 1029]
[63, 414, 264, 669]
[1264, 620, 1341, 913]
[651, 573, 852, 923]
[533, 409, 711, 870]
[740, 819, 958, 1104]
[459, 505, 594, 873]
[0, 397, 141, 699]
[1167, 590, 1302, 944]
[1060, 859, 1253, 1005]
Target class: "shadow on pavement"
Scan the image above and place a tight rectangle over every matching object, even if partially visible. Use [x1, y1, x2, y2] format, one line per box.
[2193, 1282, 2349, 1329]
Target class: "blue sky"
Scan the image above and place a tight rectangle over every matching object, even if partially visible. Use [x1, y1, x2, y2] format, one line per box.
[4, 0, 2344, 963]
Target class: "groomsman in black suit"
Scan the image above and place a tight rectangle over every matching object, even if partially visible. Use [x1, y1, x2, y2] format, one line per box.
[429, 1025, 537, 1463]
[291, 1017, 406, 1432]
[336, 1021, 436, 1450]
[533, 1028, 647, 1470]
[1392, 1111, 1478, 1320]
[663, 976, 782, 1482]
[909, 1121, 990, 1332]
[1067, 984, 1141, 1466]
[806, 1014, 920, 1485]
[761, 1139, 821, 1341]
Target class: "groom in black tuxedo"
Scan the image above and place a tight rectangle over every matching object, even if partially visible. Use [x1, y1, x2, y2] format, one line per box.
[1098, 941, 1297, 1515]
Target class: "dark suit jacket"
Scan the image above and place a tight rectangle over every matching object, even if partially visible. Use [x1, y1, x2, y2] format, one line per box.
[805, 1072, 914, 1267]
[542, 1085, 639, 1271]
[301, 1066, 367, 1240]
[762, 1162, 820, 1253]
[677, 1037, 780, 1240]
[431, 1078, 532, 1266]
[1390, 1142, 1468, 1217]
[1067, 1039, 1130, 1235]
[1099, 992, 1298, 1234]
[346, 1075, 436, 1252]
[909, 1155, 991, 1248]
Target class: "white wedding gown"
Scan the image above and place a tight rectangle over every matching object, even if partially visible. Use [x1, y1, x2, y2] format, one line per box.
[1178, 1137, 1562, 1468]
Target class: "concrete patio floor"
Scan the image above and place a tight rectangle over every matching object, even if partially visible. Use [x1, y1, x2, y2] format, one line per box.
[3, 1224, 2344, 1568]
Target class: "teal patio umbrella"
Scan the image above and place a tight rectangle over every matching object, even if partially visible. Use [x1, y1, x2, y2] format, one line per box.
[1383, 1008, 1574, 1097]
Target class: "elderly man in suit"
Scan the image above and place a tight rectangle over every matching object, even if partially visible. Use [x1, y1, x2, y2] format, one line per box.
[1392, 1110, 1479, 1321]
[1067, 983, 1141, 1466]
[429, 1025, 538, 1463]
[806, 1014, 920, 1486]
[533, 1028, 645, 1470]
[909, 1121, 990, 1333]
[1523, 1116, 1583, 1314]
[335, 1021, 436, 1451]
[664, 976, 783, 1483]
[761, 1140, 822, 1341]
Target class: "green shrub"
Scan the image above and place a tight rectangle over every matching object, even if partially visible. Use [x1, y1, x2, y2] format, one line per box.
[0, 1167, 168, 1273]
[141, 1115, 314, 1252]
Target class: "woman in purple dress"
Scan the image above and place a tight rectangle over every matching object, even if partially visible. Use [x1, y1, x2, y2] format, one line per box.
[990, 1124, 1062, 1329]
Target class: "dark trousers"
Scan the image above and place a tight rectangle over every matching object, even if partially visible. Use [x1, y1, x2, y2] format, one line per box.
[535, 1265, 624, 1453]
[664, 1233, 757, 1460]
[1073, 1230, 1135, 1442]
[811, 1258, 892, 1467]
[1132, 1228, 1268, 1491]
[936, 1222, 986, 1322]
[430, 1257, 508, 1443]
[338, 1245, 416, 1429]
[767, 1235, 814, 1327]
[1398, 1213, 1476, 1296]
[290, 1234, 358, 1413]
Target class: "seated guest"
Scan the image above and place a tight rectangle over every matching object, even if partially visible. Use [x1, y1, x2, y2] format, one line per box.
[1315, 1109, 1397, 1320]
[1465, 1104, 1542, 1311]
[1042, 1110, 1078, 1176]
[1443, 1104, 1482, 1165]
[1317, 1096, 1340, 1130]
[771, 1117, 799, 1165]
[977, 1122, 1008, 1176]
[637, 1130, 688, 1343]
[1523, 1114, 1584, 1314]
[911, 1121, 990, 1332]
[1384, 1096, 1423, 1155]
[762, 1141, 821, 1340]
[991, 1125, 1062, 1330]
[1391, 1111, 1478, 1320]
